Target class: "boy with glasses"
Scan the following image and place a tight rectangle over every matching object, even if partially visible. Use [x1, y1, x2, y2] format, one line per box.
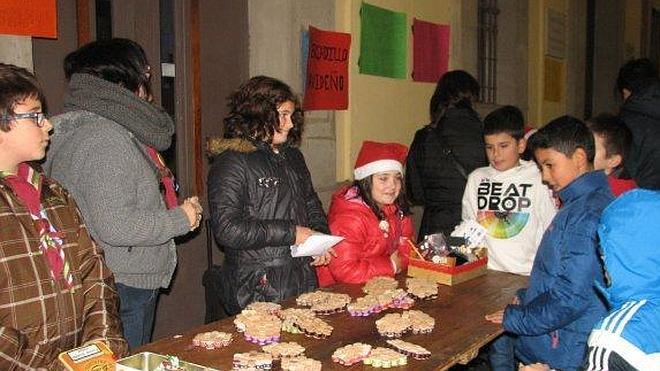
[0, 63, 127, 368]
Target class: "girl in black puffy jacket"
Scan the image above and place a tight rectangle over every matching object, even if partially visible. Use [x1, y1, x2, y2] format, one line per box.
[207, 76, 332, 315]
[406, 70, 486, 238]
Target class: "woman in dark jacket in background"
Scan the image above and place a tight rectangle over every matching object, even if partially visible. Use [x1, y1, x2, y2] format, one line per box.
[406, 70, 486, 238]
[207, 76, 331, 315]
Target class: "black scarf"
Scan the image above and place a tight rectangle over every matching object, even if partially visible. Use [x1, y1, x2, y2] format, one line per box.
[63, 73, 175, 151]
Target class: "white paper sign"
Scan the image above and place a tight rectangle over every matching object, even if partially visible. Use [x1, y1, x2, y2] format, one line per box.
[290, 234, 344, 257]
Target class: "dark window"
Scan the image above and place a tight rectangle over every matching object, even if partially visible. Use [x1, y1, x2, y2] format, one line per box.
[95, 0, 112, 40]
[160, 0, 176, 172]
[477, 0, 499, 103]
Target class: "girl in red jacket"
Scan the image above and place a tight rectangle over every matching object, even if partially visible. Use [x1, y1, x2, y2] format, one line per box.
[317, 141, 415, 286]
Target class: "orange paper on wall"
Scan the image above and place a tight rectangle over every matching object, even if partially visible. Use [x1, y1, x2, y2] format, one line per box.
[0, 0, 58, 39]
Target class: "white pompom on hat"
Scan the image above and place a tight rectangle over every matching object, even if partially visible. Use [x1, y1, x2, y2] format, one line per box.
[353, 141, 408, 180]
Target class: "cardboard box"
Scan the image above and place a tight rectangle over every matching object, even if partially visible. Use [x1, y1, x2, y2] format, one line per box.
[408, 256, 488, 286]
[58, 341, 116, 371]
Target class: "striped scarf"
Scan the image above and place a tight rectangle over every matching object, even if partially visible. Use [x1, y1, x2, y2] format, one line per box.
[0, 163, 74, 288]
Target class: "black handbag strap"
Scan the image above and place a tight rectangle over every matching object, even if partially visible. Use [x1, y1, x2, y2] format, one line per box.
[205, 219, 213, 271]
[429, 125, 469, 180]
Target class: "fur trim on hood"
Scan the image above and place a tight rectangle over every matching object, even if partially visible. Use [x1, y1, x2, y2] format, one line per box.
[206, 137, 257, 156]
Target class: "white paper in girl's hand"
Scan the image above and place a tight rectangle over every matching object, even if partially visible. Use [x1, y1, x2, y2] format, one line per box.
[290, 234, 344, 257]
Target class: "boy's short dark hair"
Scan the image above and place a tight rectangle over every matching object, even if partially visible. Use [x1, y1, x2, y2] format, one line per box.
[586, 113, 632, 160]
[528, 115, 595, 163]
[616, 58, 659, 95]
[64, 38, 151, 96]
[0, 63, 47, 132]
[483, 105, 525, 139]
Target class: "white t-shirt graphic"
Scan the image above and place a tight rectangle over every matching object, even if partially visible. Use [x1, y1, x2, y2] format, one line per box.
[461, 160, 557, 275]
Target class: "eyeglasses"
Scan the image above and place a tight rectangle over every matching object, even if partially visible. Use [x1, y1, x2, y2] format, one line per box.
[1, 112, 48, 127]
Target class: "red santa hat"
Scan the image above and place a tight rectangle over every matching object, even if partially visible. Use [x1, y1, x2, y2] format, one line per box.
[354, 141, 408, 180]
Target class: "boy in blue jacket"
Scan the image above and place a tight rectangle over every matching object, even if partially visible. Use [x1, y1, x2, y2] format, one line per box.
[486, 116, 612, 370]
[584, 189, 660, 369]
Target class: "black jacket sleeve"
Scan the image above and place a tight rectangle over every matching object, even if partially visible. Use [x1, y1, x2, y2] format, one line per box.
[289, 149, 329, 234]
[207, 152, 296, 250]
[406, 128, 427, 205]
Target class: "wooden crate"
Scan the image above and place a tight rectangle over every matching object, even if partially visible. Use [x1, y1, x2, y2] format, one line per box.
[408, 256, 488, 286]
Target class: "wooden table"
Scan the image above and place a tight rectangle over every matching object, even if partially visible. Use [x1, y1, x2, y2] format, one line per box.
[137, 271, 527, 370]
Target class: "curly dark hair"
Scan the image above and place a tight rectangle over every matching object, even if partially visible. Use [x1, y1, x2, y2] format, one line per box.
[223, 76, 304, 146]
[352, 175, 411, 221]
[0, 63, 47, 132]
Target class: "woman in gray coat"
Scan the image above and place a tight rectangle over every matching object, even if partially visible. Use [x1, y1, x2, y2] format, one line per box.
[45, 38, 202, 349]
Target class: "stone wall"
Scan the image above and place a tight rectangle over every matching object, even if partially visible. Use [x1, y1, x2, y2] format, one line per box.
[248, 0, 337, 208]
[0, 36, 33, 71]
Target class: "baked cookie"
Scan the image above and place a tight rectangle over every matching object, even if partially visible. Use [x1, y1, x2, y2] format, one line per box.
[262, 342, 305, 359]
[192, 331, 232, 349]
[293, 315, 333, 339]
[383, 288, 415, 309]
[331, 342, 372, 366]
[279, 308, 316, 334]
[375, 313, 412, 338]
[295, 290, 328, 307]
[232, 351, 273, 370]
[386, 339, 431, 360]
[296, 291, 350, 315]
[363, 347, 408, 368]
[363, 276, 398, 295]
[405, 277, 439, 300]
[405, 309, 435, 334]
[246, 301, 282, 316]
[234, 309, 282, 345]
[280, 356, 322, 371]
[347, 295, 381, 317]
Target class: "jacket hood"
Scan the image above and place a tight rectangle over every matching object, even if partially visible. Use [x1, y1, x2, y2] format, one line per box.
[206, 137, 257, 156]
[598, 189, 660, 305]
[623, 82, 660, 121]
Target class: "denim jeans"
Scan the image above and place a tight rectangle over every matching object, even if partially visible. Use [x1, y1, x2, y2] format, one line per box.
[116, 283, 159, 350]
[489, 333, 516, 371]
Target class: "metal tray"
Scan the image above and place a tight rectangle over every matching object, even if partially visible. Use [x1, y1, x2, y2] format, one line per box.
[116, 352, 219, 371]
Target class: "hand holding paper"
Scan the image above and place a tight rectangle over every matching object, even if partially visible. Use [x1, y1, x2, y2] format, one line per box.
[291, 233, 344, 258]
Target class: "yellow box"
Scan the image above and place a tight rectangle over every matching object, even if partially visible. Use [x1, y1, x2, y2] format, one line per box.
[58, 340, 116, 371]
[408, 256, 488, 286]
